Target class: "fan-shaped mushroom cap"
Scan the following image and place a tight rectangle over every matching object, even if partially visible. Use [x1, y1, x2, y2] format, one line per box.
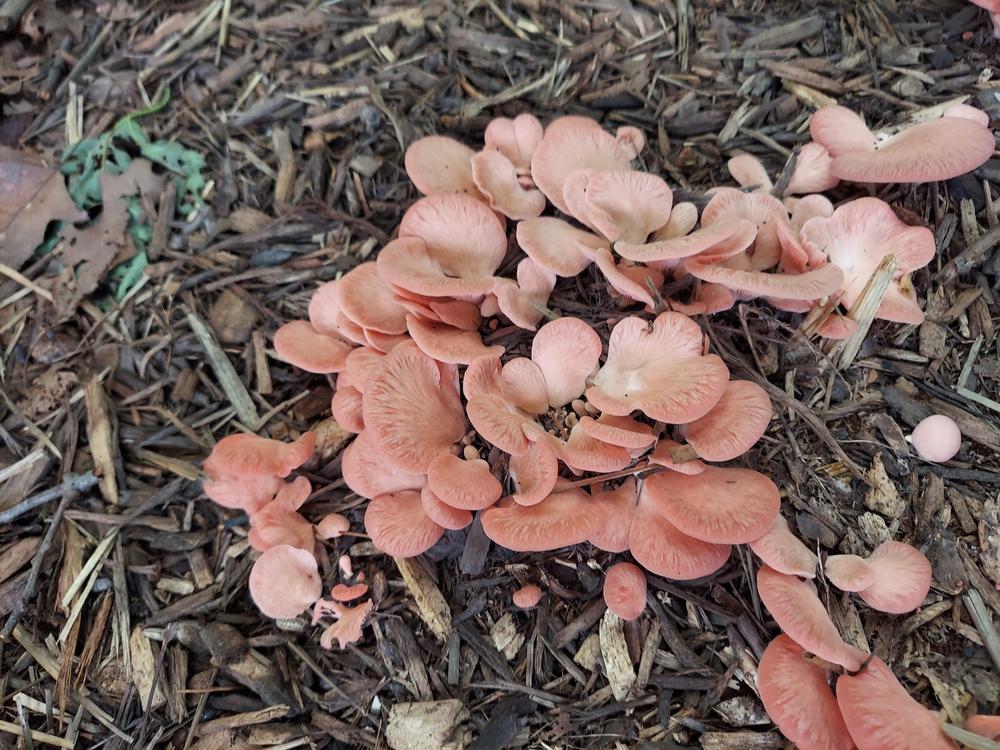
[203, 473, 284, 513]
[756, 565, 867, 672]
[615, 126, 646, 159]
[648, 439, 706, 475]
[530, 116, 631, 213]
[702, 188, 788, 271]
[405, 315, 504, 365]
[643, 467, 780, 545]
[684, 254, 844, 302]
[588, 312, 729, 423]
[800, 197, 935, 323]
[426, 452, 502, 511]
[966, 715, 1000, 741]
[825, 554, 876, 592]
[562, 169, 673, 244]
[207, 432, 315, 479]
[399, 192, 507, 281]
[249, 545, 323, 619]
[837, 657, 956, 750]
[362, 341, 466, 472]
[515, 217, 606, 277]
[853, 541, 932, 614]
[338, 347, 386, 394]
[578, 415, 655, 450]
[910, 414, 962, 462]
[757, 635, 855, 750]
[630, 483, 731, 580]
[341, 430, 425, 499]
[317, 513, 350, 540]
[319, 600, 374, 650]
[603, 562, 647, 620]
[481, 487, 606, 552]
[594, 248, 657, 308]
[497, 357, 548, 415]
[248, 507, 314, 552]
[558, 422, 632, 473]
[493, 258, 557, 331]
[330, 582, 368, 602]
[682, 380, 772, 461]
[420, 485, 473, 530]
[335, 262, 409, 335]
[404, 135, 480, 197]
[273, 320, 353, 374]
[508, 436, 558, 506]
[364, 490, 445, 558]
[728, 154, 773, 191]
[616, 219, 747, 264]
[512, 583, 544, 609]
[471, 149, 546, 220]
[331, 385, 364, 433]
[587, 478, 639, 553]
[531, 317, 603, 408]
[308, 279, 346, 337]
[812, 104, 994, 183]
[377, 237, 496, 298]
[749, 516, 818, 579]
[485, 114, 544, 174]
[785, 142, 839, 195]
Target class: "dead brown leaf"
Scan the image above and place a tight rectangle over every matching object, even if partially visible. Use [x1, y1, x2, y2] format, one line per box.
[0, 147, 87, 271]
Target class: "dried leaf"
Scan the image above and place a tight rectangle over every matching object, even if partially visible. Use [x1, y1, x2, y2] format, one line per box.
[385, 700, 468, 750]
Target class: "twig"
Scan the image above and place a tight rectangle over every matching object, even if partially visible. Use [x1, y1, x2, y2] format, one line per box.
[935, 222, 1000, 283]
[964, 589, 1000, 674]
[185, 308, 260, 427]
[836, 254, 895, 369]
[0, 472, 97, 525]
[943, 723, 1000, 750]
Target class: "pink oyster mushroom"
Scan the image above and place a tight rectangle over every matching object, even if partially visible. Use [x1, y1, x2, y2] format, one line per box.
[248, 544, 323, 619]
[603, 562, 647, 620]
[248, 476, 315, 552]
[810, 103, 994, 183]
[799, 197, 936, 324]
[203, 432, 315, 513]
[727, 143, 840, 197]
[909, 414, 962, 463]
[749, 515, 819, 579]
[757, 635, 855, 750]
[825, 541, 932, 614]
[512, 583, 543, 609]
[312, 596, 374, 649]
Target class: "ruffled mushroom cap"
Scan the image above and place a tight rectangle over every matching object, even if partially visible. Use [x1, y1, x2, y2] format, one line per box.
[594, 248, 657, 308]
[481, 487, 606, 552]
[757, 635, 855, 750]
[557, 422, 632, 473]
[562, 169, 673, 244]
[828, 541, 932, 614]
[426, 452, 502, 510]
[331, 385, 364, 433]
[493, 258, 557, 330]
[336, 261, 411, 335]
[338, 346, 386, 393]
[587, 478, 640, 553]
[405, 314, 504, 365]
[420, 485, 473, 530]
[531, 317, 603, 408]
[785, 142, 839, 195]
[361, 341, 466, 472]
[810, 104, 994, 183]
[342, 430, 425, 499]
[485, 114, 544, 174]
[727, 154, 773, 191]
[642, 467, 780, 545]
[800, 197, 935, 323]
[512, 583, 544, 609]
[273, 320, 354, 374]
[330, 582, 368, 602]
[578, 415, 655, 450]
[319, 600, 374, 650]
[248, 509, 314, 552]
[749, 516, 818, 579]
[616, 218, 743, 264]
[515, 217, 607, 277]
[364, 490, 445, 558]
[680, 380, 771, 461]
[966, 715, 1000, 741]
[629, 481, 731, 580]
[756, 565, 867, 672]
[701, 188, 788, 271]
[206, 432, 316, 479]
[910, 414, 962, 462]
[404, 136, 480, 197]
[615, 126, 646, 159]
[837, 657, 956, 750]
[400, 191, 506, 276]
[317, 513, 350, 540]
[603, 562, 647, 620]
[648, 439, 706, 475]
[203, 472, 284, 513]
[530, 116, 631, 214]
[249, 545, 323, 619]
[471, 149, 546, 220]
[508, 437, 558, 506]
[464, 357, 537, 456]
[587, 312, 729, 423]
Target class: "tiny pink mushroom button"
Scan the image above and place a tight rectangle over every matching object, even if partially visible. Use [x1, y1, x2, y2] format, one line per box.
[909, 414, 961, 463]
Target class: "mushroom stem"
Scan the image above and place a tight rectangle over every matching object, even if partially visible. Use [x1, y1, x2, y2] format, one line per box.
[560, 461, 664, 489]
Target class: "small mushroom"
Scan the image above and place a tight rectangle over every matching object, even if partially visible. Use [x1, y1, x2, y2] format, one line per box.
[603, 562, 647, 621]
[825, 541, 931, 614]
[909, 414, 962, 462]
[248, 545, 323, 619]
[512, 584, 543, 609]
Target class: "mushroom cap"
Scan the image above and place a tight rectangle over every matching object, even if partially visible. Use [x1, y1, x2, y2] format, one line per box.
[756, 565, 867, 672]
[615, 126, 646, 160]
[593, 247, 656, 308]
[682, 380, 772, 461]
[557, 423, 632, 473]
[824, 554, 876, 592]
[642, 466, 780, 545]
[515, 216, 605, 277]
[785, 142, 839, 195]
[508, 436, 558, 506]
[404, 135, 480, 197]
[577, 415, 655, 450]
[493, 258, 557, 331]
[648, 439, 706, 475]
[471, 149, 546, 220]
[206, 432, 315, 479]
[341, 430, 425, 499]
[405, 314, 504, 365]
[855, 541, 932, 614]
[317, 513, 350, 540]
[531, 317, 603, 408]
[273, 320, 353, 374]
[248, 509, 314, 552]
[420, 485, 474, 530]
[562, 168, 673, 244]
[426, 453, 502, 511]
[748, 516, 818, 579]
[587, 312, 730, 424]
[338, 346, 386, 394]
[337, 262, 410, 335]
[587, 478, 639, 553]
[809, 106, 877, 157]
[248, 545, 323, 619]
[616, 219, 742, 264]
[701, 188, 788, 271]
[728, 154, 772, 191]
[331, 385, 364, 433]
[485, 114, 544, 173]
[361, 341, 466, 473]
[837, 657, 956, 750]
[966, 715, 1000, 741]
[377, 237, 496, 298]
[910, 414, 962, 463]
[603, 562, 647, 620]
[364, 490, 445, 558]
[481, 488, 606, 552]
[319, 600, 374, 650]
[330, 582, 368, 602]
[202, 473, 284, 513]
[512, 583, 544, 609]
[757, 635, 855, 750]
